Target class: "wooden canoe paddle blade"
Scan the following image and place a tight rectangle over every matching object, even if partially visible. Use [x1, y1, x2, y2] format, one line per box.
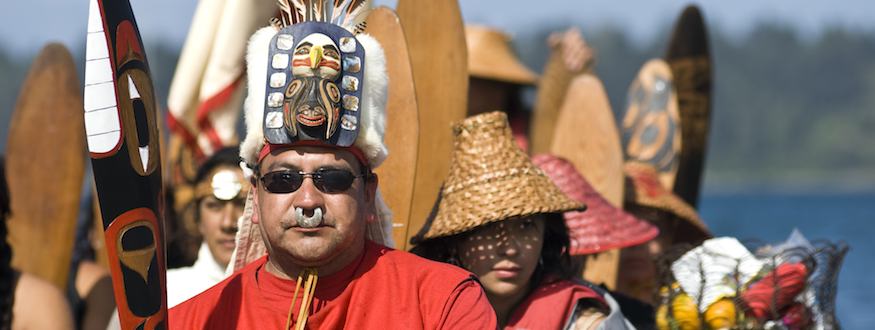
[84, 0, 168, 326]
[621, 59, 681, 190]
[6, 43, 86, 291]
[530, 30, 594, 155]
[665, 5, 712, 209]
[396, 0, 468, 248]
[365, 7, 421, 250]
[549, 74, 624, 289]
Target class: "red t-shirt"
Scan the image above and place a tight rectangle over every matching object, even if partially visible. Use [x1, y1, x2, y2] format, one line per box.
[169, 241, 497, 329]
[505, 279, 606, 330]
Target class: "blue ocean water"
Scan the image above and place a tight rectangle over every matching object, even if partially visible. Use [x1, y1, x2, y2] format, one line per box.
[699, 191, 874, 329]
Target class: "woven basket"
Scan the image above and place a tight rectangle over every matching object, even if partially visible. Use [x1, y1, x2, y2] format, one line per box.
[533, 154, 659, 255]
[421, 112, 584, 240]
[655, 235, 848, 330]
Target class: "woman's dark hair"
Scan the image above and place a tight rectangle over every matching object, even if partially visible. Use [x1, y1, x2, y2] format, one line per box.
[536, 213, 575, 282]
[411, 212, 575, 285]
[194, 147, 243, 185]
[167, 147, 243, 268]
[1, 157, 16, 329]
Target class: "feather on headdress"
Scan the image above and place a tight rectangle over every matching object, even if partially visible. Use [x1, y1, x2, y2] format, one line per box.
[271, 0, 370, 33]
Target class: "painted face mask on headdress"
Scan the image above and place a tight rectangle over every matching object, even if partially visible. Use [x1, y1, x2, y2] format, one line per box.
[263, 18, 366, 147]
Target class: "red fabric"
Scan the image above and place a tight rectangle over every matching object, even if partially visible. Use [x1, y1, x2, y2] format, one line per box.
[505, 279, 606, 330]
[258, 142, 369, 167]
[195, 74, 245, 150]
[509, 115, 529, 152]
[169, 241, 497, 329]
[166, 108, 205, 159]
[741, 263, 808, 320]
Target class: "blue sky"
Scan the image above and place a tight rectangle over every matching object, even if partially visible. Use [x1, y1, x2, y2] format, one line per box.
[3, 0, 875, 56]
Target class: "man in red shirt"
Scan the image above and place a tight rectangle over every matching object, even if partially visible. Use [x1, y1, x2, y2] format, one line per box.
[169, 2, 497, 329]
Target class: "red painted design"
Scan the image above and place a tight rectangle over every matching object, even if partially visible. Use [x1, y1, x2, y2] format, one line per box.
[636, 170, 666, 198]
[104, 208, 167, 329]
[114, 21, 144, 65]
[318, 60, 340, 70]
[293, 59, 311, 67]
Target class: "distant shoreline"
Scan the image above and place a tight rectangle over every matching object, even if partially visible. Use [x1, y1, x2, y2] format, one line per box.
[703, 170, 875, 195]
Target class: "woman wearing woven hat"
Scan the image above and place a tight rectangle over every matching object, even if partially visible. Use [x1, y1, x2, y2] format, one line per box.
[613, 161, 712, 328]
[532, 154, 659, 271]
[534, 155, 672, 329]
[465, 25, 593, 150]
[412, 112, 635, 329]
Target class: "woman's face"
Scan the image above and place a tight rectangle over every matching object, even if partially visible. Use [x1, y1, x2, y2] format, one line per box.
[456, 215, 546, 300]
[617, 206, 677, 305]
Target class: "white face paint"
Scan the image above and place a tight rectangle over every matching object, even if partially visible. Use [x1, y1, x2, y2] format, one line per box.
[292, 33, 341, 80]
[295, 207, 324, 228]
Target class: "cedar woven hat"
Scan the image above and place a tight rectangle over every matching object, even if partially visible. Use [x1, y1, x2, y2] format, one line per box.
[623, 161, 711, 242]
[420, 111, 584, 240]
[533, 154, 659, 255]
[466, 25, 539, 85]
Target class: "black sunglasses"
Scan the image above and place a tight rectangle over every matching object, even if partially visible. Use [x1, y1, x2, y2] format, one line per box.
[259, 168, 367, 194]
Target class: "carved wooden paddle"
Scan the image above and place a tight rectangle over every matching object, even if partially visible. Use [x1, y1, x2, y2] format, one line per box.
[549, 74, 625, 288]
[365, 7, 421, 250]
[396, 0, 468, 248]
[621, 59, 681, 190]
[665, 5, 712, 209]
[6, 43, 85, 291]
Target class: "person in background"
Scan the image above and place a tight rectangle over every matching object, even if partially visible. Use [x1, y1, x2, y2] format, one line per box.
[614, 161, 712, 329]
[465, 25, 593, 151]
[412, 112, 633, 329]
[67, 185, 116, 330]
[165, 147, 246, 307]
[0, 157, 75, 330]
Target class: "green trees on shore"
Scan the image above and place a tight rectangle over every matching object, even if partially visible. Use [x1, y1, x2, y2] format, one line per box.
[3, 22, 875, 189]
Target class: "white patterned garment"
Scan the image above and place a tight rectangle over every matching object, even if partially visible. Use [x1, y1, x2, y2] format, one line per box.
[166, 243, 229, 307]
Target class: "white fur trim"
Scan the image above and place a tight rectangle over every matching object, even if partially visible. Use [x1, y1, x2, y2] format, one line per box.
[355, 34, 389, 168]
[239, 29, 389, 169]
[240, 26, 274, 166]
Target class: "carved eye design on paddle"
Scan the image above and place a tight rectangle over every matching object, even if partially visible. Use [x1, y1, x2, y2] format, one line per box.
[117, 69, 159, 176]
[114, 21, 159, 176]
[117, 220, 160, 317]
[292, 33, 341, 80]
[622, 61, 681, 189]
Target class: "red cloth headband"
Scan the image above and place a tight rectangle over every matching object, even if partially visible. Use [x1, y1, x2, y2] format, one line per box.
[257, 141, 370, 168]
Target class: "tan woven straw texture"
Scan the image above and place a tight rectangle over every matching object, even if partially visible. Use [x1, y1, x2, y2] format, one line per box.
[623, 161, 710, 239]
[422, 111, 584, 240]
[533, 154, 659, 255]
[466, 25, 539, 85]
